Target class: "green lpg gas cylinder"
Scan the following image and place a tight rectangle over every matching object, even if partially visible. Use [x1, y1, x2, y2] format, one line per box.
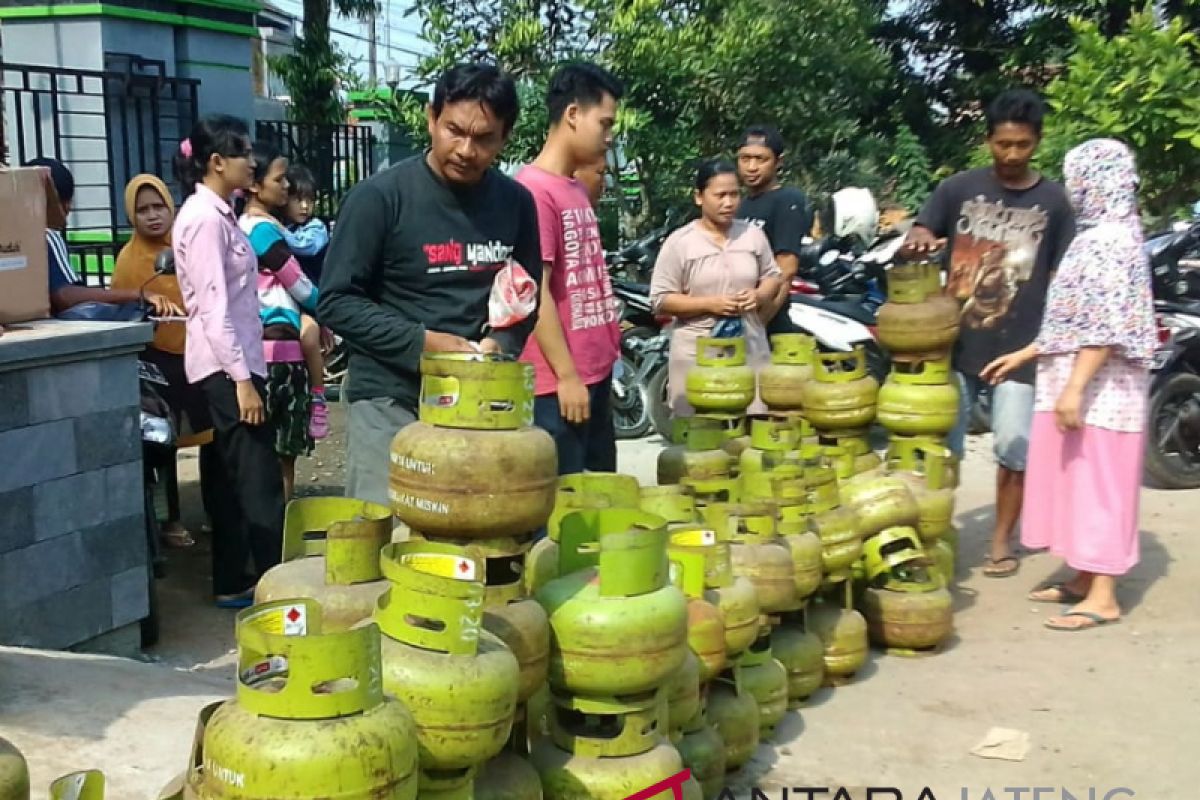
[686, 338, 756, 414]
[877, 356, 960, 437]
[0, 737, 29, 800]
[736, 633, 788, 738]
[373, 542, 519, 792]
[475, 751, 543, 800]
[759, 333, 816, 411]
[808, 585, 868, 685]
[388, 354, 557, 539]
[669, 527, 760, 660]
[666, 541, 728, 683]
[705, 670, 760, 772]
[771, 613, 826, 707]
[675, 707, 726, 800]
[738, 415, 801, 475]
[254, 497, 392, 631]
[179, 599, 420, 800]
[802, 348, 879, 431]
[536, 510, 688, 696]
[532, 691, 685, 800]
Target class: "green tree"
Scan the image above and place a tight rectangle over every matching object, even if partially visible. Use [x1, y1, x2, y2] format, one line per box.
[398, 0, 892, 231]
[1039, 7, 1200, 217]
[272, 0, 380, 124]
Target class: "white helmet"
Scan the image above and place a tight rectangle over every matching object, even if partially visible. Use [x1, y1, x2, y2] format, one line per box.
[829, 187, 879, 245]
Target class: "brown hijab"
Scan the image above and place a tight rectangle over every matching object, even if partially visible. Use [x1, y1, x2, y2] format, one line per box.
[111, 175, 185, 353]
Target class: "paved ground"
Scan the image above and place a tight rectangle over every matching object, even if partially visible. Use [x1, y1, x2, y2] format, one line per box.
[2, 401, 1198, 798]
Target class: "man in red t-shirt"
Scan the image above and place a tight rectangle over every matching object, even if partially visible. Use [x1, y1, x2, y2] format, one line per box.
[517, 62, 624, 474]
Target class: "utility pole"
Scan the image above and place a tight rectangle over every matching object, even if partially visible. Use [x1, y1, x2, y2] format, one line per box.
[368, 10, 378, 85]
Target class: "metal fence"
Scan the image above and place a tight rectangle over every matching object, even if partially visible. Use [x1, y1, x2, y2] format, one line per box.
[1, 57, 200, 286]
[255, 120, 375, 221]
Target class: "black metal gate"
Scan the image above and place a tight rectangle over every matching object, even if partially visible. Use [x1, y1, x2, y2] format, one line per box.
[255, 120, 375, 221]
[1, 56, 200, 285]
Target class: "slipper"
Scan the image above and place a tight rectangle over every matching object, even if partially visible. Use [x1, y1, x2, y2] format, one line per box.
[1028, 583, 1085, 604]
[215, 588, 255, 609]
[1044, 610, 1120, 632]
[982, 555, 1019, 578]
[162, 529, 196, 549]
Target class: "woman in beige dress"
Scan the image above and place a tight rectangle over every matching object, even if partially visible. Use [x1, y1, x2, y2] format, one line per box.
[650, 160, 783, 417]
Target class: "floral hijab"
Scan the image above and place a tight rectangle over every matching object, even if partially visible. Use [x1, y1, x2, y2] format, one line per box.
[1035, 139, 1157, 367]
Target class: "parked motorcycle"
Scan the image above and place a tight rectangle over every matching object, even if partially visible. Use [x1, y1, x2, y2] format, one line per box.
[1145, 314, 1200, 489]
[55, 250, 178, 647]
[606, 218, 673, 285]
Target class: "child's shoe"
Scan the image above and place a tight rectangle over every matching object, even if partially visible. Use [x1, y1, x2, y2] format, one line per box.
[309, 391, 330, 440]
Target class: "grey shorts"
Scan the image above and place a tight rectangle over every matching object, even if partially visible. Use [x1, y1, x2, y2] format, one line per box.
[345, 396, 416, 507]
[948, 373, 1035, 471]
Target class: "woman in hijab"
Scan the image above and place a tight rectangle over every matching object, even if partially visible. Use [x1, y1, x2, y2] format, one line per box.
[112, 174, 212, 548]
[650, 160, 782, 418]
[982, 139, 1157, 632]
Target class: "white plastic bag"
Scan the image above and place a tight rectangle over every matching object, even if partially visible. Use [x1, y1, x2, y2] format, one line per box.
[488, 259, 538, 329]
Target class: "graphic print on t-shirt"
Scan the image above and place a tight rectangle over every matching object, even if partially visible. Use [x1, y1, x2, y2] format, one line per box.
[561, 205, 619, 331]
[422, 239, 512, 274]
[945, 195, 1049, 331]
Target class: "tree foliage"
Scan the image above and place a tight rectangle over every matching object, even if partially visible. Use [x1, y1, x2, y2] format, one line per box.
[1039, 7, 1200, 218]
[272, 0, 379, 124]
[394, 0, 895, 229]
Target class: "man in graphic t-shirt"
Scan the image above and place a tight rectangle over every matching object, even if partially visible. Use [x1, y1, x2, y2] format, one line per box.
[736, 125, 814, 335]
[319, 64, 543, 507]
[517, 62, 624, 474]
[903, 89, 1075, 578]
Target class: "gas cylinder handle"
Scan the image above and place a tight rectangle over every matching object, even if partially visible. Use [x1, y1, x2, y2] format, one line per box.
[770, 332, 816, 364]
[812, 347, 867, 383]
[666, 546, 707, 599]
[324, 508, 392, 586]
[51, 771, 106, 800]
[915, 442, 949, 491]
[376, 542, 487, 656]
[696, 336, 748, 366]
[281, 497, 390, 563]
[235, 599, 384, 719]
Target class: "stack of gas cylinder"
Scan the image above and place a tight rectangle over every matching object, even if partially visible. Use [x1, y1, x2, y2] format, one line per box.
[383, 353, 558, 799]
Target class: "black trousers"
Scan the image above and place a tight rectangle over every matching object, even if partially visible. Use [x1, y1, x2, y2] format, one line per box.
[201, 373, 285, 596]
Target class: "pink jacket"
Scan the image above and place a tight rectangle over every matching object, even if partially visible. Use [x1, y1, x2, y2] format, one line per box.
[173, 184, 266, 383]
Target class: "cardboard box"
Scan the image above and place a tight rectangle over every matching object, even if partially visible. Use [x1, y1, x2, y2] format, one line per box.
[0, 166, 51, 324]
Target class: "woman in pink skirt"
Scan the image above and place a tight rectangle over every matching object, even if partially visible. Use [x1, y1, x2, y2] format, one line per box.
[982, 138, 1157, 632]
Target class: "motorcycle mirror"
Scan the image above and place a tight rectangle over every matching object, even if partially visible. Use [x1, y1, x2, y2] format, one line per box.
[154, 250, 176, 275]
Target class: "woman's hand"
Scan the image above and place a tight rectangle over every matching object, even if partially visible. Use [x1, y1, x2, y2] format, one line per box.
[1055, 386, 1085, 432]
[235, 379, 266, 426]
[708, 295, 743, 316]
[734, 289, 758, 313]
[144, 292, 184, 317]
[980, 345, 1037, 385]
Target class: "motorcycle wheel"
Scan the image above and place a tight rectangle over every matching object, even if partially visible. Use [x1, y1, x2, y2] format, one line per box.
[1143, 372, 1200, 489]
[646, 363, 672, 440]
[613, 356, 651, 440]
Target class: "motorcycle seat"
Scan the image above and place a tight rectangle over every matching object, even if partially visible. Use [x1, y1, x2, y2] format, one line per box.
[790, 293, 878, 325]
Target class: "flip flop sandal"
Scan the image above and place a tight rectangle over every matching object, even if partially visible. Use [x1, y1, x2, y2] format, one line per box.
[162, 529, 196, 548]
[1044, 611, 1120, 632]
[1028, 583, 1085, 604]
[982, 555, 1020, 578]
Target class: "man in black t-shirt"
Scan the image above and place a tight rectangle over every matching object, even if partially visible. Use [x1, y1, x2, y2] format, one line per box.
[736, 125, 813, 335]
[902, 89, 1075, 578]
[319, 64, 543, 507]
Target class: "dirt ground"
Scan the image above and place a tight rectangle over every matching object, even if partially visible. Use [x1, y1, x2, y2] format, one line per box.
[2, 400, 1198, 798]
